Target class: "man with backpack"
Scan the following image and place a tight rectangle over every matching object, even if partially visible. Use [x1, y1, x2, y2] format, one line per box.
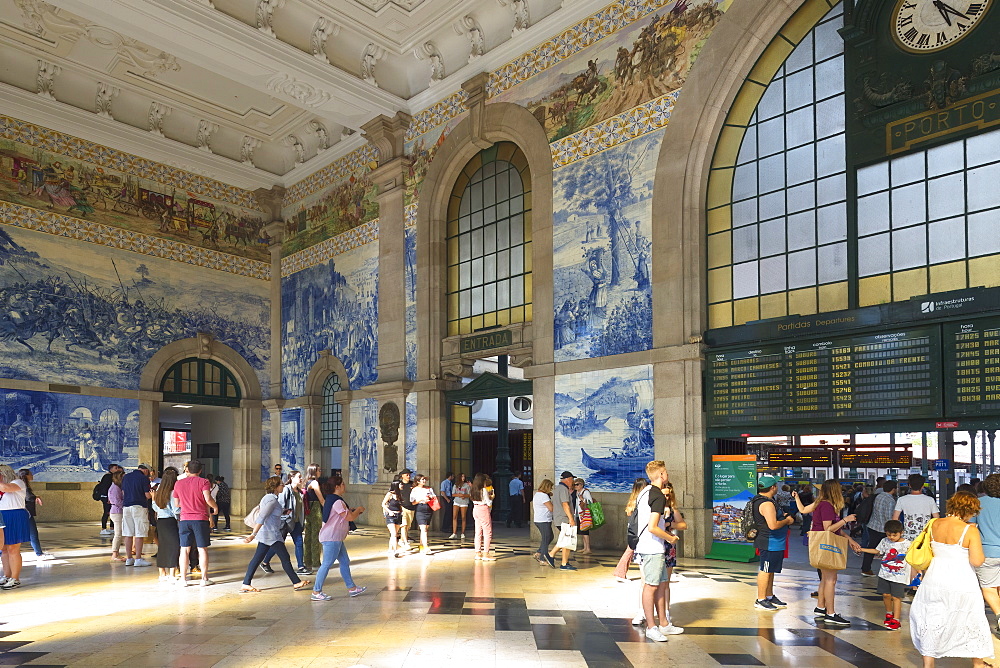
[750, 474, 795, 611]
[630, 460, 679, 642]
[94, 463, 122, 535]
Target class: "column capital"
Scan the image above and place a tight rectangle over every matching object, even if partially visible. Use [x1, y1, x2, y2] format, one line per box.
[369, 156, 413, 201]
[253, 185, 286, 221]
[461, 72, 492, 150]
[361, 111, 412, 163]
[262, 398, 286, 412]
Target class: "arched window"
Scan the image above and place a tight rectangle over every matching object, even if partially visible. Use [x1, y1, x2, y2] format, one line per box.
[320, 372, 342, 449]
[160, 358, 241, 407]
[447, 141, 532, 336]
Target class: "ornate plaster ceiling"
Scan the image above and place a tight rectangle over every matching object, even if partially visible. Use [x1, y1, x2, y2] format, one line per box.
[0, 0, 602, 187]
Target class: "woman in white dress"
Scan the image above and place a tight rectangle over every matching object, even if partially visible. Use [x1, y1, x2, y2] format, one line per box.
[910, 490, 995, 667]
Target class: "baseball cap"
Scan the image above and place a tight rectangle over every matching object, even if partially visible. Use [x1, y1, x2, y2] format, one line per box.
[560, 470, 575, 480]
[399, 468, 412, 475]
[758, 474, 778, 488]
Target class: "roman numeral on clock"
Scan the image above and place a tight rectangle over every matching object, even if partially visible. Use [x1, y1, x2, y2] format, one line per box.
[899, 14, 914, 25]
[937, 31, 947, 43]
[904, 26, 919, 40]
[917, 33, 930, 46]
[968, 3, 983, 13]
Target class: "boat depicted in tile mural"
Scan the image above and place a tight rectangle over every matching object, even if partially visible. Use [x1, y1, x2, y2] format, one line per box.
[0, 131, 269, 261]
[0, 390, 139, 482]
[555, 365, 654, 493]
[492, 0, 726, 142]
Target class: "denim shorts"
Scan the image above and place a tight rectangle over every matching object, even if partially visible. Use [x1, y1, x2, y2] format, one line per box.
[639, 552, 668, 585]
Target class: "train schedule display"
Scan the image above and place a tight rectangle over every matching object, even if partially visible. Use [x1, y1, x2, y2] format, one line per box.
[707, 328, 942, 427]
[945, 317, 1000, 416]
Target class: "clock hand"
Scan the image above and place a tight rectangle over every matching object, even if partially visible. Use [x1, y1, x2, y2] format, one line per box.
[937, 0, 969, 19]
[932, 0, 954, 25]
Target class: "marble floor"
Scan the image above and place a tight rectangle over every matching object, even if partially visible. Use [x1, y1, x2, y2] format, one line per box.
[0, 522, 996, 667]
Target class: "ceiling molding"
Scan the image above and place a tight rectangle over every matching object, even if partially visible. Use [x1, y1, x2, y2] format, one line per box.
[277, 131, 369, 187]
[0, 82, 279, 190]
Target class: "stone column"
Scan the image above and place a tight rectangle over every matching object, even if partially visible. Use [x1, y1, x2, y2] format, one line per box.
[263, 399, 284, 474]
[232, 400, 263, 516]
[138, 398, 159, 468]
[254, 186, 286, 401]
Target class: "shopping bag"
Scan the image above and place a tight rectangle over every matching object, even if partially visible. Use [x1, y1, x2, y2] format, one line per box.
[906, 518, 935, 572]
[579, 508, 594, 532]
[808, 530, 848, 570]
[555, 523, 578, 551]
[589, 500, 605, 529]
[243, 504, 261, 528]
[428, 495, 441, 512]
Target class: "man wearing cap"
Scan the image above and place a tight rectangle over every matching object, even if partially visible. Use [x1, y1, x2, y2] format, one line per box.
[752, 474, 795, 611]
[397, 469, 416, 549]
[548, 471, 577, 570]
[120, 464, 153, 567]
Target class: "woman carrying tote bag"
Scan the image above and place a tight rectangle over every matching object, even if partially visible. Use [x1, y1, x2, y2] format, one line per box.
[804, 480, 862, 627]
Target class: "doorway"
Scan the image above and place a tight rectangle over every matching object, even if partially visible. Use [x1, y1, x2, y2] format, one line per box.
[158, 403, 234, 482]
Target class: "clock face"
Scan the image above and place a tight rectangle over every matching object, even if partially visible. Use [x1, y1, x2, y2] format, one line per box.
[892, 0, 991, 51]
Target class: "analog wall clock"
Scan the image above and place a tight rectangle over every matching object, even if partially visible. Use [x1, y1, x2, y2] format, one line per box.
[891, 0, 991, 52]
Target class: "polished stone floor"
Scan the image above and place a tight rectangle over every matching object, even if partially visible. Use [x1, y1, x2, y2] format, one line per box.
[0, 522, 997, 667]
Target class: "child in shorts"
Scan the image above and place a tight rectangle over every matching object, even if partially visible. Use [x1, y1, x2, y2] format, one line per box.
[857, 519, 910, 629]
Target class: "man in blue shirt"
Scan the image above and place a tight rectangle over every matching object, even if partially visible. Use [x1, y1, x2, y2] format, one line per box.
[439, 472, 454, 535]
[507, 473, 525, 528]
[752, 474, 795, 611]
[120, 464, 153, 567]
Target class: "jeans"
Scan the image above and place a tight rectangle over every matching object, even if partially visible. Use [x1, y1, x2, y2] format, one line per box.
[314, 540, 355, 592]
[244, 541, 300, 586]
[27, 516, 44, 555]
[862, 529, 885, 573]
[264, 522, 304, 569]
[535, 521, 552, 557]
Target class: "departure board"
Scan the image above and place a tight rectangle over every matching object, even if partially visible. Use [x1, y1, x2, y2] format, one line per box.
[839, 451, 913, 467]
[707, 327, 942, 427]
[944, 317, 1000, 416]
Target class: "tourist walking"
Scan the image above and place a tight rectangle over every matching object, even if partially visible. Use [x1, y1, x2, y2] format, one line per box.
[312, 473, 366, 601]
[614, 478, 648, 582]
[397, 469, 416, 548]
[549, 471, 577, 570]
[240, 476, 311, 593]
[973, 473, 1000, 631]
[574, 478, 594, 554]
[173, 459, 217, 586]
[894, 473, 940, 542]
[303, 464, 326, 570]
[751, 474, 795, 611]
[381, 476, 404, 558]
[532, 479, 554, 566]
[910, 491, 994, 667]
[262, 470, 308, 574]
[450, 473, 471, 539]
[471, 473, 495, 561]
[120, 464, 153, 567]
[18, 470, 53, 560]
[151, 467, 181, 582]
[410, 474, 437, 555]
[802, 479, 862, 626]
[0, 465, 30, 588]
[862, 480, 898, 576]
[108, 469, 125, 562]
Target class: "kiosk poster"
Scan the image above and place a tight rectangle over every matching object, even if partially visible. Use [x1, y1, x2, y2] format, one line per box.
[705, 454, 758, 562]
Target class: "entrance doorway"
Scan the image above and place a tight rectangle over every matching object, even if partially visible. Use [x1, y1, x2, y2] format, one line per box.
[447, 357, 533, 529]
[158, 403, 235, 482]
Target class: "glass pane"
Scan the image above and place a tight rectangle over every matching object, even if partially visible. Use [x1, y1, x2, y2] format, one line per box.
[471, 257, 483, 285]
[858, 192, 890, 235]
[472, 286, 484, 315]
[509, 169, 523, 197]
[815, 134, 845, 177]
[928, 216, 966, 264]
[818, 242, 848, 282]
[816, 173, 846, 206]
[787, 182, 816, 213]
[732, 198, 757, 227]
[483, 206, 496, 226]
[968, 211, 1000, 256]
[497, 168, 510, 200]
[497, 249, 510, 278]
[733, 225, 759, 263]
[459, 234, 471, 262]
[966, 128, 999, 167]
[737, 125, 758, 164]
[732, 261, 759, 299]
[759, 218, 786, 256]
[786, 106, 815, 147]
[510, 215, 524, 244]
[814, 95, 844, 139]
[927, 173, 965, 220]
[787, 211, 816, 251]
[497, 279, 510, 308]
[968, 163, 1000, 211]
[891, 151, 925, 186]
[483, 224, 497, 253]
[471, 229, 483, 256]
[497, 218, 510, 248]
[785, 68, 814, 109]
[817, 202, 847, 243]
[759, 255, 787, 293]
[892, 225, 927, 270]
[459, 214, 471, 233]
[788, 248, 817, 289]
[814, 16, 844, 61]
[890, 182, 927, 228]
[759, 191, 785, 219]
[483, 177, 496, 207]
[511, 276, 524, 304]
[733, 163, 758, 200]
[484, 286, 496, 312]
[786, 144, 815, 186]
[784, 32, 814, 73]
[460, 261, 471, 288]
[814, 56, 844, 99]
[484, 254, 496, 282]
[758, 80, 785, 121]
[859, 233, 891, 276]
[857, 161, 889, 196]
[927, 140, 964, 177]
[470, 183, 483, 212]
[511, 248, 524, 275]
[460, 290, 470, 317]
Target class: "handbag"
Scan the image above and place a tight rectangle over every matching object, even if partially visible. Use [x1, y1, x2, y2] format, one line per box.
[808, 530, 848, 570]
[579, 508, 593, 532]
[243, 504, 261, 528]
[589, 500, 605, 529]
[428, 495, 441, 512]
[555, 523, 578, 550]
[906, 518, 936, 572]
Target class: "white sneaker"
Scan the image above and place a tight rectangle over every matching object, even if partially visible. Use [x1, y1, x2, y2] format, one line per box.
[0, 577, 9, 586]
[448, 533, 457, 539]
[124, 558, 134, 566]
[644, 627, 669, 642]
[460, 534, 466, 539]
[660, 624, 685, 635]
[100, 529, 113, 536]
[133, 558, 152, 567]
[631, 614, 646, 626]
[36, 553, 55, 561]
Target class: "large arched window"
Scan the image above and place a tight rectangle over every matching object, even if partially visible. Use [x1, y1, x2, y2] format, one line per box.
[160, 357, 241, 407]
[320, 372, 342, 449]
[447, 141, 532, 336]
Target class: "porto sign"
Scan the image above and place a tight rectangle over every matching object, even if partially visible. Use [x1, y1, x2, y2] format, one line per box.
[887, 90, 1000, 154]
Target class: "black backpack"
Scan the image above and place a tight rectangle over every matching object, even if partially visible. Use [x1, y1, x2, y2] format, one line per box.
[855, 492, 877, 525]
[627, 487, 652, 550]
[741, 495, 764, 541]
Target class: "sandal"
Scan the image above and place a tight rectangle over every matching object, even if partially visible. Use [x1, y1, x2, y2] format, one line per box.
[293, 580, 311, 591]
[238, 585, 261, 593]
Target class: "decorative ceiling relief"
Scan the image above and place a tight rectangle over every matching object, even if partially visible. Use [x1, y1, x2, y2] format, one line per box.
[361, 43, 386, 87]
[310, 16, 339, 64]
[264, 74, 333, 108]
[95, 82, 119, 118]
[35, 59, 59, 99]
[255, 0, 286, 37]
[453, 15, 486, 64]
[196, 120, 219, 152]
[498, 0, 530, 36]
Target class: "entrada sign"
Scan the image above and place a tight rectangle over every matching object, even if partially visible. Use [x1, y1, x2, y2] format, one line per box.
[887, 90, 1000, 154]
[460, 329, 513, 354]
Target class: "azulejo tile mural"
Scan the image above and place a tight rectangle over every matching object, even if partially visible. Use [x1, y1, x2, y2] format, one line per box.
[280, 407, 305, 473]
[349, 397, 379, 485]
[0, 223, 270, 391]
[280, 236, 378, 397]
[0, 389, 139, 482]
[552, 130, 660, 362]
[261, 408, 272, 482]
[404, 225, 417, 382]
[0, 118, 270, 261]
[405, 393, 417, 472]
[555, 364, 654, 493]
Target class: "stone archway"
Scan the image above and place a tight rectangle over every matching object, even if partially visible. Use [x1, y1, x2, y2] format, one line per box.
[301, 351, 352, 473]
[140, 333, 263, 515]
